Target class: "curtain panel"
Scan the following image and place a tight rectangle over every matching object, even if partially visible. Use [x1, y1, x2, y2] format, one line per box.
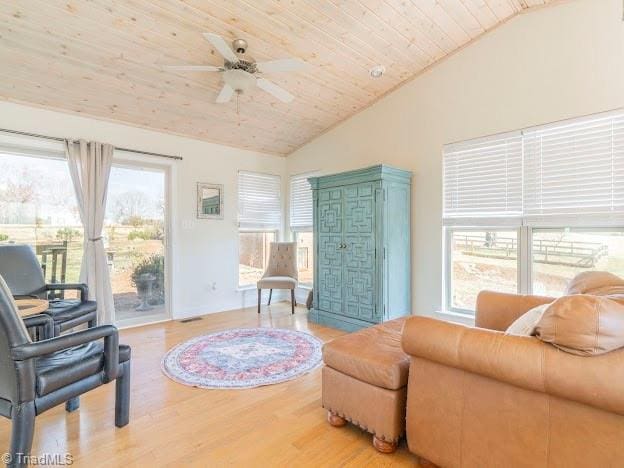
[65, 139, 115, 324]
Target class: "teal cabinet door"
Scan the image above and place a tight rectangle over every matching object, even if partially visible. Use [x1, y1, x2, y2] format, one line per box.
[317, 188, 343, 314]
[343, 183, 376, 321]
[309, 165, 411, 332]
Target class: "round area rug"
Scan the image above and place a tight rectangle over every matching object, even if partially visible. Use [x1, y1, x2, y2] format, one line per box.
[161, 328, 323, 389]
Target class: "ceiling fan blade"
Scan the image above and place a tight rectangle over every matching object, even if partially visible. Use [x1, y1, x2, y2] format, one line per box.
[216, 83, 235, 103]
[163, 65, 223, 72]
[257, 59, 307, 73]
[203, 33, 239, 63]
[256, 78, 294, 103]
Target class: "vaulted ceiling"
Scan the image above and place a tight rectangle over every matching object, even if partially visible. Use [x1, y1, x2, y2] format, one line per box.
[0, 0, 557, 156]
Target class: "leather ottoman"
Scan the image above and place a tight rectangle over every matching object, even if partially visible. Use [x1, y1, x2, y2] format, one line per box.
[322, 318, 410, 453]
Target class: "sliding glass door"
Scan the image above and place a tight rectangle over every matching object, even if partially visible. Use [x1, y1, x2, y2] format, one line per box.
[104, 162, 170, 326]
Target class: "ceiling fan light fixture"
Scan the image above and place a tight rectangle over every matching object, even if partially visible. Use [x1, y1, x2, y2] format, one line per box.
[222, 69, 256, 93]
[369, 65, 386, 78]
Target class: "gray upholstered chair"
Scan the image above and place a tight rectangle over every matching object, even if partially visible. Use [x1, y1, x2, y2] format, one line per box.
[0, 274, 131, 468]
[257, 242, 298, 314]
[0, 244, 97, 336]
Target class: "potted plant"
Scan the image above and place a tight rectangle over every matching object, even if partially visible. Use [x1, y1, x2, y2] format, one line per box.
[131, 254, 165, 309]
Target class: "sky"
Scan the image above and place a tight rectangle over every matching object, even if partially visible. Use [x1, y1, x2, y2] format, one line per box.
[0, 153, 165, 224]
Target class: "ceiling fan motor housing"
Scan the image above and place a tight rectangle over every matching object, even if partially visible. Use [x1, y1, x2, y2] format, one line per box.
[232, 38, 248, 54]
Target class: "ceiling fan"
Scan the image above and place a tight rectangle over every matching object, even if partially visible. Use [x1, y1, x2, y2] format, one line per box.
[164, 33, 306, 105]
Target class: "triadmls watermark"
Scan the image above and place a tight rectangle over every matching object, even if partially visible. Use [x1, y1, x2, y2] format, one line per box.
[2, 452, 74, 466]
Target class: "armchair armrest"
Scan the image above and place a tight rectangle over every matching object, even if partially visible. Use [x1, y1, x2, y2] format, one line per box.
[12, 325, 119, 382]
[402, 316, 624, 416]
[475, 290, 554, 331]
[45, 282, 89, 301]
[22, 314, 55, 340]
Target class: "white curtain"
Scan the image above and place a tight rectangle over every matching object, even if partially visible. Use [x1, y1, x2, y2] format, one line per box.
[65, 139, 115, 324]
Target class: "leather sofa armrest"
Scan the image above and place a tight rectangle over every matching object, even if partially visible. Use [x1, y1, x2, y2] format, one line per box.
[401, 316, 624, 416]
[475, 290, 554, 331]
[12, 325, 119, 382]
[45, 282, 89, 302]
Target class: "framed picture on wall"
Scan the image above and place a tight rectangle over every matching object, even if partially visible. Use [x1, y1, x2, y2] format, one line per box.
[197, 183, 224, 219]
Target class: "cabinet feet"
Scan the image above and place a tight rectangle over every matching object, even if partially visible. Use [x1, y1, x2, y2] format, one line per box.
[327, 411, 347, 427]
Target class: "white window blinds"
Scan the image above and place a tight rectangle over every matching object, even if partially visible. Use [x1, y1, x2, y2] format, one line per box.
[443, 132, 522, 219]
[290, 173, 314, 230]
[524, 112, 624, 217]
[238, 170, 281, 230]
[443, 109, 624, 224]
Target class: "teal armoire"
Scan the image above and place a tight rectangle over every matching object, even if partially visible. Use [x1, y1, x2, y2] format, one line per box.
[308, 165, 412, 331]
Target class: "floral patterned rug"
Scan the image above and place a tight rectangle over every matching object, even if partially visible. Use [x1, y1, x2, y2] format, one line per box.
[161, 328, 323, 389]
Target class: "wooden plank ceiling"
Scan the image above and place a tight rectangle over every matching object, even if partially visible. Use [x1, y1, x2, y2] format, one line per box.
[0, 0, 556, 156]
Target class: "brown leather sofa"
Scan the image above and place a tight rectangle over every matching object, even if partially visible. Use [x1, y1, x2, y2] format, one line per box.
[402, 291, 624, 467]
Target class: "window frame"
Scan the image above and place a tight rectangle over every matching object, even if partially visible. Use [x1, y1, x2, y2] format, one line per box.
[443, 225, 523, 316]
[293, 228, 313, 289]
[444, 223, 624, 316]
[442, 109, 624, 316]
[106, 152, 174, 327]
[237, 170, 282, 289]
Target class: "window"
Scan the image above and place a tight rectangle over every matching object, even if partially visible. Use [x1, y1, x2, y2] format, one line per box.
[447, 229, 518, 311]
[238, 231, 276, 287]
[0, 135, 82, 297]
[238, 171, 281, 287]
[104, 163, 168, 324]
[532, 228, 624, 297]
[290, 173, 315, 287]
[443, 109, 624, 314]
[295, 231, 313, 287]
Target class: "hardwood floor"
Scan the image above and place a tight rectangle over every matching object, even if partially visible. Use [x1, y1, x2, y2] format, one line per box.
[1, 303, 419, 467]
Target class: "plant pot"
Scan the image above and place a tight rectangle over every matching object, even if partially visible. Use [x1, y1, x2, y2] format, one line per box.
[135, 273, 156, 311]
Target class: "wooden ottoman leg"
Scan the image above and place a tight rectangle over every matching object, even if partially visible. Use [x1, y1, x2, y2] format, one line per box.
[327, 411, 346, 427]
[373, 435, 398, 454]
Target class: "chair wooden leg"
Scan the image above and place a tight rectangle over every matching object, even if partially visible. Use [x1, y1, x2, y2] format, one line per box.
[373, 435, 398, 454]
[9, 401, 35, 468]
[268, 289, 273, 305]
[291, 290, 295, 314]
[257, 289, 261, 314]
[65, 397, 80, 412]
[115, 361, 131, 428]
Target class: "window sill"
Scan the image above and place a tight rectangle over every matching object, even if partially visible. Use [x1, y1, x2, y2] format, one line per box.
[434, 310, 475, 326]
[297, 284, 312, 290]
[237, 285, 257, 292]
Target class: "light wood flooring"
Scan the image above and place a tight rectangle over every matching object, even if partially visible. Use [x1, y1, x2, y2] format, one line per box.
[1, 303, 419, 467]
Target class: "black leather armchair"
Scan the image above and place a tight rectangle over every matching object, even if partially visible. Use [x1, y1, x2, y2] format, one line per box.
[0, 275, 131, 468]
[0, 244, 98, 336]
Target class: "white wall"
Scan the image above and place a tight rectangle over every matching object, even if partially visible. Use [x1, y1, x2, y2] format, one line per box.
[0, 100, 287, 319]
[286, 0, 624, 317]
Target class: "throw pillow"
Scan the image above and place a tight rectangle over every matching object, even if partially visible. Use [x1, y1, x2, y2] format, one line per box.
[505, 303, 550, 336]
[535, 295, 624, 356]
[565, 271, 624, 296]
